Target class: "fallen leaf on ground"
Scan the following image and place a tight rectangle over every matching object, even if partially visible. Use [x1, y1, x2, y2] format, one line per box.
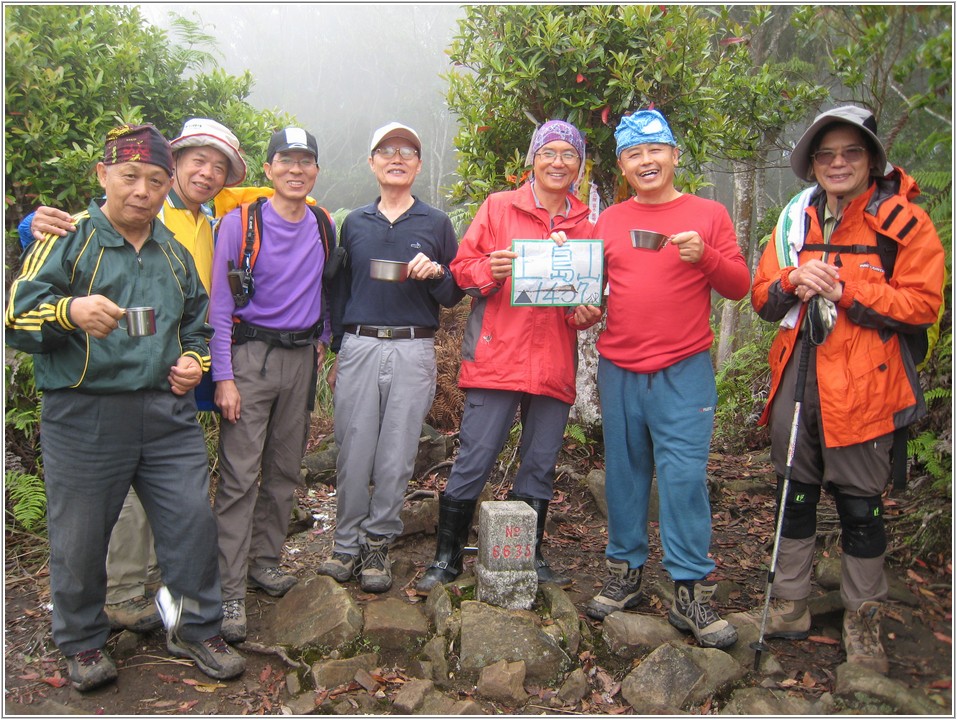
[907, 568, 927, 584]
[182, 678, 226, 692]
[808, 635, 840, 645]
[929, 679, 951, 689]
[41, 674, 68, 688]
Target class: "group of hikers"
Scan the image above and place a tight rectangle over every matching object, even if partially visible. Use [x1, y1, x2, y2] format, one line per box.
[6, 103, 944, 693]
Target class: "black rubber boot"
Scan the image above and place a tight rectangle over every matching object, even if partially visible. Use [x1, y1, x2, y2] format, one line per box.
[415, 495, 476, 595]
[511, 494, 572, 588]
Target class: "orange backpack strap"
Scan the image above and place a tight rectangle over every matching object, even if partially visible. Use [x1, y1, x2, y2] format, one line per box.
[238, 197, 268, 275]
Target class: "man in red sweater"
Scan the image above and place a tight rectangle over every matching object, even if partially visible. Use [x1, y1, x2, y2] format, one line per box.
[585, 109, 750, 649]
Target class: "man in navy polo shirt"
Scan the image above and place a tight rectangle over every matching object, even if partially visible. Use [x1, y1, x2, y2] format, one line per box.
[318, 122, 463, 593]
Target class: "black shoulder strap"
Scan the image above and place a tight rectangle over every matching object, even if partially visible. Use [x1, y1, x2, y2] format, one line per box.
[875, 232, 898, 280]
[241, 197, 268, 273]
[308, 205, 334, 259]
[801, 234, 899, 279]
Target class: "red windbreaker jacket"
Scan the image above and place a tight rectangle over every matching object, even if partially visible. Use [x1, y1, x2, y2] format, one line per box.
[451, 183, 597, 404]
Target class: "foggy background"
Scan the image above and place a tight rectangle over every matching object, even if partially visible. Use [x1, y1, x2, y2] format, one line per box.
[138, 3, 466, 213]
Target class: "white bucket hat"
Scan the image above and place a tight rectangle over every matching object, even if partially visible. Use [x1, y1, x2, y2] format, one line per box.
[790, 105, 891, 182]
[170, 118, 247, 186]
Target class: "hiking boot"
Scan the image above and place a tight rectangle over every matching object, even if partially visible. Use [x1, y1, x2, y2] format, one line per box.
[65, 648, 117, 692]
[728, 597, 811, 639]
[248, 565, 298, 597]
[318, 552, 358, 583]
[105, 595, 163, 633]
[843, 601, 888, 674]
[668, 580, 738, 649]
[359, 535, 392, 593]
[220, 599, 247, 644]
[586, 559, 642, 620]
[167, 632, 245, 680]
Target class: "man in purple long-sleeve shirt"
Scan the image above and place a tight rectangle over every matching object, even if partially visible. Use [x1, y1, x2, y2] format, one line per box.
[208, 127, 332, 644]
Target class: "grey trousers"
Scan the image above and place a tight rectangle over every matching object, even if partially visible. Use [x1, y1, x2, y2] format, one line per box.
[768, 335, 891, 609]
[214, 340, 313, 600]
[104, 487, 160, 604]
[332, 333, 436, 554]
[443, 388, 571, 502]
[41, 390, 222, 655]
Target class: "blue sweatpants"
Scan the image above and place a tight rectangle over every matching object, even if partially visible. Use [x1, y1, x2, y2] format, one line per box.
[597, 351, 717, 581]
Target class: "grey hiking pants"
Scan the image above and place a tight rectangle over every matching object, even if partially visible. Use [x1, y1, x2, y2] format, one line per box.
[42, 390, 222, 655]
[214, 340, 313, 600]
[332, 332, 437, 554]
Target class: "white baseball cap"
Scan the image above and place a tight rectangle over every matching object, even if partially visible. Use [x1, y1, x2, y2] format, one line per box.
[369, 122, 421, 156]
[170, 118, 247, 186]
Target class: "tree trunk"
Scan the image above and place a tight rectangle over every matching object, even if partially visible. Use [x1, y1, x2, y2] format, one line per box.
[573, 324, 603, 430]
[716, 160, 756, 369]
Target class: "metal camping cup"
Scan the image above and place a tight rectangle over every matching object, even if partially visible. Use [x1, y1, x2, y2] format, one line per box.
[118, 307, 156, 337]
[630, 229, 670, 251]
[369, 258, 409, 282]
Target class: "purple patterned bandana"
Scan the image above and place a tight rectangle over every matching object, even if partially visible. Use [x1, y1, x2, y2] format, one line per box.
[526, 120, 586, 166]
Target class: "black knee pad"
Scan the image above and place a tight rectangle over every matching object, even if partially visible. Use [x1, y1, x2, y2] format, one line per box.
[834, 490, 886, 559]
[777, 478, 820, 540]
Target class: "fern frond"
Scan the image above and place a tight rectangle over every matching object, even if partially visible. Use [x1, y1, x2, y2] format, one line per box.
[5, 471, 47, 532]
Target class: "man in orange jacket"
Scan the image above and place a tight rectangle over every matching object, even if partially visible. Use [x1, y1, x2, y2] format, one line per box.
[741, 106, 945, 673]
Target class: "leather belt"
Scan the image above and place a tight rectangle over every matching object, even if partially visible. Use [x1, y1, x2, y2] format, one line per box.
[345, 324, 435, 340]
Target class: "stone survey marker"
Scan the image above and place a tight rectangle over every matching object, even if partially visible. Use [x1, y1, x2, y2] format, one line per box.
[475, 501, 538, 610]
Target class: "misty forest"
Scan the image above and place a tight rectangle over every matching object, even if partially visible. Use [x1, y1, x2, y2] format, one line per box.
[3, 3, 953, 715]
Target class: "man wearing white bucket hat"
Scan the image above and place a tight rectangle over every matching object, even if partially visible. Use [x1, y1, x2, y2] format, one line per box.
[22, 117, 247, 633]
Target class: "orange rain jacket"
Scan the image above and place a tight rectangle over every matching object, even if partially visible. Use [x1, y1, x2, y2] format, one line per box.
[751, 167, 945, 448]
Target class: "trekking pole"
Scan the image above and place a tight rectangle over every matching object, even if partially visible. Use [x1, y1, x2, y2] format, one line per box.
[751, 327, 813, 671]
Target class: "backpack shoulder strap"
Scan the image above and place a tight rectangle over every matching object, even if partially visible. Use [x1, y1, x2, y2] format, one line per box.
[875, 231, 898, 280]
[239, 197, 268, 272]
[308, 205, 335, 258]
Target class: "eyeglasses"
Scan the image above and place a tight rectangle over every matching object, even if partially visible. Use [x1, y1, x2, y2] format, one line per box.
[811, 146, 867, 166]
[272, 156, 317, 169]
[375, 146, 419, 160]
[536, 150, 581, 163]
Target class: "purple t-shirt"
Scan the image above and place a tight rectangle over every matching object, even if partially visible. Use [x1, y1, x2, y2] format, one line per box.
[209, 200, 328, 381]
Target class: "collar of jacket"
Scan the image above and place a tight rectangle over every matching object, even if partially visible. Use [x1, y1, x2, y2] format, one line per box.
[512, 182, 590, 225]
[88, 200, 176, 248]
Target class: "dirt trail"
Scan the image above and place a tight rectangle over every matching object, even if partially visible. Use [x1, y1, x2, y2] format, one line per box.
[4, 452, 953, 714]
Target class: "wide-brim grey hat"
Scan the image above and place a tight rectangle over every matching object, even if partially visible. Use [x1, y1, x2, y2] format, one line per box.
[790, 105, 891, 181]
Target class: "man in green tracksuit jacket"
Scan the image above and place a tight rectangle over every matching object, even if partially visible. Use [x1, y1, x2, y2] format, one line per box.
[5, 123, 244, 691]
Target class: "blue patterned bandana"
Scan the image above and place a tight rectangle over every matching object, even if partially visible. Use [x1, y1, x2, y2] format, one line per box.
[615, 110, 676, 156]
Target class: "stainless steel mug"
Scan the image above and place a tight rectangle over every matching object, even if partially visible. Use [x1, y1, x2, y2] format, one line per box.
[119, 307, 156, 337]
